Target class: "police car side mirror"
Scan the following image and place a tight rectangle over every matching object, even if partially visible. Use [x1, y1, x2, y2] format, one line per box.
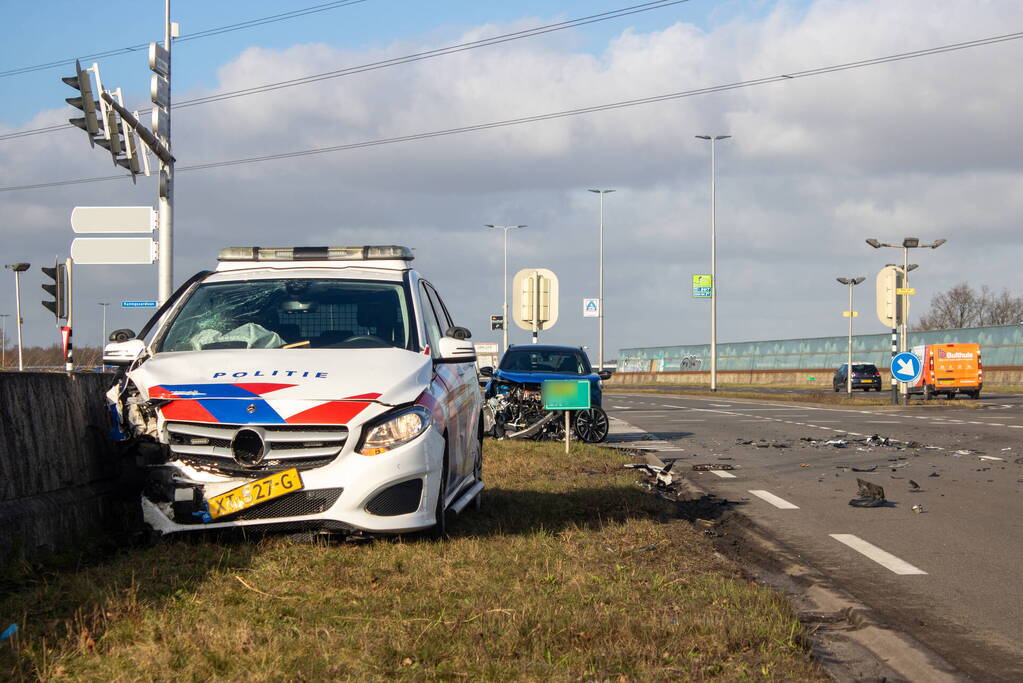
[109, 328, 136, 343]
[103, 338, 146, 366]
[445, 326, 471, 340]
[436, 336, 476, 364]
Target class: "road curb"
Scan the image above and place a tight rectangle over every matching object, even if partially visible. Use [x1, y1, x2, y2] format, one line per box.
[680, 474, 967, 683]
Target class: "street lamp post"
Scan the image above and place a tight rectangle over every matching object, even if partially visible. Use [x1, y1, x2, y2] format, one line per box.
[99, 302, 110, 367]
[5, 263, 30, 371]
[866, 237, 946, 403]
[696, 135, 731, 391]
[485, 224, 526, 355]
[588, 189, 615, 371]
[836, 277, 866, 394]
[0, 314, 9, 369]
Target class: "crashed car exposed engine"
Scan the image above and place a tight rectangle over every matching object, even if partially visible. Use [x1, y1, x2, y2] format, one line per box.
[481, 345, 610, 443]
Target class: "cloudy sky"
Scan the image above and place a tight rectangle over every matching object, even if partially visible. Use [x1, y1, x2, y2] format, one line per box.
[1, 0, 1021, 365]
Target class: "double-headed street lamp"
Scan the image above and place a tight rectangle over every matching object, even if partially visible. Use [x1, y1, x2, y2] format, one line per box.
[836, 277, 866, 394]
[5, 262, 30, 371]
[866, 237, 945, 402]
[485, 224, 526, 355]
[696, 135, 731, 391]
[588, 189, 615, 371]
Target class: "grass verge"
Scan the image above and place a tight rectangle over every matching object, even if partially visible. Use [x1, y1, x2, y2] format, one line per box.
[1, 441, 824, 681]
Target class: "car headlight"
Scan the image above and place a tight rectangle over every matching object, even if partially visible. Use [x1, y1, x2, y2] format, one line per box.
[358, 406, 432, 455]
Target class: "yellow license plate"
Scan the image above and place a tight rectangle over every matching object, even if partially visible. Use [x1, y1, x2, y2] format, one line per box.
[206, 468, 304, 520]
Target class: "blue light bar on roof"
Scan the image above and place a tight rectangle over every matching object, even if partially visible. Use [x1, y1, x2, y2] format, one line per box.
[217, 245, 414, 262]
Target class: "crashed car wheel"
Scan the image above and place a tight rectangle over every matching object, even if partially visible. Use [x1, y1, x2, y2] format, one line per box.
[573, 407, 609, 443]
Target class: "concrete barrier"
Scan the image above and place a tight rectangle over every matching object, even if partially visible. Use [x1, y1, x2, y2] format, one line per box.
[0, 372, 138, 561]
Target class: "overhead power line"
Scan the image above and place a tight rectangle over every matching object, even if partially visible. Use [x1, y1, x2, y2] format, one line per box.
[0, 0, 689, 143]
[0, 0, 370, 79]
[2, 29, 1021, 194]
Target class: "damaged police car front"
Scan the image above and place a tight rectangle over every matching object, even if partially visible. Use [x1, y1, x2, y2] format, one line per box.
[104, 245, 483, 537]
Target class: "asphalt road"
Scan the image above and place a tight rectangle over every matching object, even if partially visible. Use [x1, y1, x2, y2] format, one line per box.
[604, 391, 1023, 681]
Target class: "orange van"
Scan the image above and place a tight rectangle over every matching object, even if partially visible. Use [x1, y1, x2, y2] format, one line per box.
[909, 343, 982, 400]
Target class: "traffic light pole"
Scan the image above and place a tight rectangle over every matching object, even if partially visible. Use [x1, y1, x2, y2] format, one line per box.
[158, 0, 174, 304]
[65, 258, 73, 372]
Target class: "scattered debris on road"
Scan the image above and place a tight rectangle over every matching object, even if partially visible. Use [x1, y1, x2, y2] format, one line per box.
[692, 463, 736, 471]
[849, 479, 887, 508]
[735, 438, 791, 448]
[912, 504, 926, 513]
[909, 480, 921, 490]
[851, 465, 877, 473]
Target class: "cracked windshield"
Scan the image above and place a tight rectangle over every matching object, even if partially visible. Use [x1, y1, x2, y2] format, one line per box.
[159, 279, 412, 351]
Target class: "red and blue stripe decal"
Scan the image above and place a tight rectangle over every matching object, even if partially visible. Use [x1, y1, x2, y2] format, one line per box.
[151, 383, 381, 425]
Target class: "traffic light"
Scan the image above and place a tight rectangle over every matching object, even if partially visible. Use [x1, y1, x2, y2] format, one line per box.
[62, 60, 101, 146]
[41, 260, 67, 320]
[490, 315, 504, 331]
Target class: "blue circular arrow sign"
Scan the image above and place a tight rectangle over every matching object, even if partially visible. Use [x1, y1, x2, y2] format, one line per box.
[890, 352, 922, 383]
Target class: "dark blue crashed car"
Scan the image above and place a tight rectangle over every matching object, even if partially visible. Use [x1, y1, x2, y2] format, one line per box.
[480, 345, 611, 442]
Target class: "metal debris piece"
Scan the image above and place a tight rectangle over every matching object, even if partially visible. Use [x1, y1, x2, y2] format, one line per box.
[691, 463, 735, 471]
[799, 463, 810, 467]
[909, 480, 921, 490]
[912, 504, 925, 513]
[928, 472, 940, 477]
[851, 465, 877, 473]
[849, 479, 887, 507]
[824, 440, 848, 448]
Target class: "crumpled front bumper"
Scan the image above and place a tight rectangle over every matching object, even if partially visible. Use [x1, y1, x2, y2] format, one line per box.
[141, 425, 445, 536]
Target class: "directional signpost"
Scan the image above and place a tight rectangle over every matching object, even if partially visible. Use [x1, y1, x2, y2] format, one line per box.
[122, 301, 158, 309]
[71, 207, 155, 233]
[71, 238, 156, 265]
[890, 351, 922, 401]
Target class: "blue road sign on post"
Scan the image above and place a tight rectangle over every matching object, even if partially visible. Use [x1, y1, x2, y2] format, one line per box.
[122, 300, 158, 309]
[890, 352, 922, 384]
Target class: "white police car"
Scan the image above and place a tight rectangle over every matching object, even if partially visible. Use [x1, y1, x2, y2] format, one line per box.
[104, 245, 483, 537]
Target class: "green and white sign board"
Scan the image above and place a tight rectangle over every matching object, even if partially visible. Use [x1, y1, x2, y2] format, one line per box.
[542, 379, 591, 410]
[692, 274, 713, 298]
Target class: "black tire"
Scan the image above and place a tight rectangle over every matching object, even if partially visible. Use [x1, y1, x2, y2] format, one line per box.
[472, 414, 484, 511]
[922, 385, 932, 401]
[972, 390, 981, 400]
[429, 441, 449, 539]
[574, 407, 609, 443]
[834, 383, 840, 393]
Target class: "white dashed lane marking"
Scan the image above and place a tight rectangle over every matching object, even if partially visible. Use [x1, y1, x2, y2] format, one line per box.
[748, 490, 799, 509]
[829, 534, 927, 575]
[711, 470, 736, 479]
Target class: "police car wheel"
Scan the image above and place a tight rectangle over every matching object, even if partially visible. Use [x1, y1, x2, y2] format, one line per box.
[430, 442, 450, 538]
